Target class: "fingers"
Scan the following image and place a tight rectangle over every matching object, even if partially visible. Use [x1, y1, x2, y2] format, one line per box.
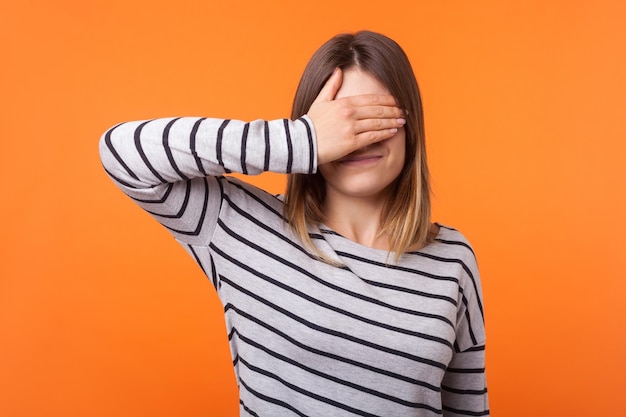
[351, 104, 405, 121]
[353, 117, 406, 135]
[354, 128, 401, 147]
[313, 68, 343, 104]
[335, 94, 404, 121]
[307, 84, 406, 165]
[343, 93, 399, 107]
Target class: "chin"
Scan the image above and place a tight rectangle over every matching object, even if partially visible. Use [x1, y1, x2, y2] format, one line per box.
[327, 178, 397, 200]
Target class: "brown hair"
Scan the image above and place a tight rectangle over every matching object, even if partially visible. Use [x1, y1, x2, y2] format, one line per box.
[284, 30, 432, 263]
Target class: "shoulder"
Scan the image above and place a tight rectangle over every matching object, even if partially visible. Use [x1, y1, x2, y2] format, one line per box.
[424, 223, 481, 290]
[429, 223, 477, 263]
[431, 223, 484, 304]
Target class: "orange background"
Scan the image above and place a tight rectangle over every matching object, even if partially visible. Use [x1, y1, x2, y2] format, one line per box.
[1, 1, 625, 416]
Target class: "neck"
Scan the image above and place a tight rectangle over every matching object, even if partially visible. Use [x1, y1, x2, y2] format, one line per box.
[322, 190, 391, 250]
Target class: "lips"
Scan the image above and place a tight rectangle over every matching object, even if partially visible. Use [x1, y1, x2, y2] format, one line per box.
[338, 153, 382, 165]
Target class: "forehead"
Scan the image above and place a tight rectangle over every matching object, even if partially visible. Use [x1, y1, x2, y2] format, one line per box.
[335, 68, 390, 99]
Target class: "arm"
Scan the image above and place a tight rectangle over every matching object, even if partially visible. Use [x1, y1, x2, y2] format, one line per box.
[100, 116, 317, 187]
[441, 249, 489, 416]
[99, 116, 316, 246]
[441, 345, 489, 416]
[99, 70, 405, 248]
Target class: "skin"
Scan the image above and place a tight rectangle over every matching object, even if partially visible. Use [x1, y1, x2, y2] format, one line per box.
[307, 67, 405, 166]
[315, 67, 407, 250]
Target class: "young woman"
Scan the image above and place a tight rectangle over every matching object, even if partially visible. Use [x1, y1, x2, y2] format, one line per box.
[100, 31, 488, 417]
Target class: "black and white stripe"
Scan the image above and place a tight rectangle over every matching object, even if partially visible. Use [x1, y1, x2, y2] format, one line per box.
[99, 115, 488, 416]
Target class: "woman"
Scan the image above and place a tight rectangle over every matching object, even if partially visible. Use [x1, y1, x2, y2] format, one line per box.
[100, 31, 488, 417]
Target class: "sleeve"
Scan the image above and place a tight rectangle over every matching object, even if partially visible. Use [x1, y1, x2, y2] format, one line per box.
[98, 116, 317, 247]
[441, 249, 489, 416]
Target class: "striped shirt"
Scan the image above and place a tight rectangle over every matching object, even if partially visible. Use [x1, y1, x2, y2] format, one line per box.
[99, 116, 489, 416]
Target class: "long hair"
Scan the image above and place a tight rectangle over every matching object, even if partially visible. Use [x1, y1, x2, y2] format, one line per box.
[283, 31, 432, 263]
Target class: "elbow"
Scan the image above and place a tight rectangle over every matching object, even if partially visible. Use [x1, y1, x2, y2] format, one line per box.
[98, 123, 141, 189]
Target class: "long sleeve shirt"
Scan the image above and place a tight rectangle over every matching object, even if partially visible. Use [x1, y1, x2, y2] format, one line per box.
[99, 115, 489, 416]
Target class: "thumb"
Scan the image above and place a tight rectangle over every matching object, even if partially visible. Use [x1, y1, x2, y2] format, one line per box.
[313, 67, 343, 103]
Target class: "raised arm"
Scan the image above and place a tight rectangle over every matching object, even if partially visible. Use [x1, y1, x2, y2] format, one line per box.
[100, 117, 316, 190]
[99, 116, 317, 246]
[99, 69, 405, 246]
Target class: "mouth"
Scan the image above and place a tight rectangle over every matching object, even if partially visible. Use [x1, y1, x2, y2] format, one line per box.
[337, 154, 383, 166]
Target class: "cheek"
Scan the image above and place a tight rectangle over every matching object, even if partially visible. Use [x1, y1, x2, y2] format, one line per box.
[390, 130, 406, 168]
[385, 135, 406, 185]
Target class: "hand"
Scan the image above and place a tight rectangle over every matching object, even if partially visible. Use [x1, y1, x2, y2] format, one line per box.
[306, 68, 406, 165]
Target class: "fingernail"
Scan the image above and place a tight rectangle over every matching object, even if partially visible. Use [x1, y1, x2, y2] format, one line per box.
[397, 118, 406, 125]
